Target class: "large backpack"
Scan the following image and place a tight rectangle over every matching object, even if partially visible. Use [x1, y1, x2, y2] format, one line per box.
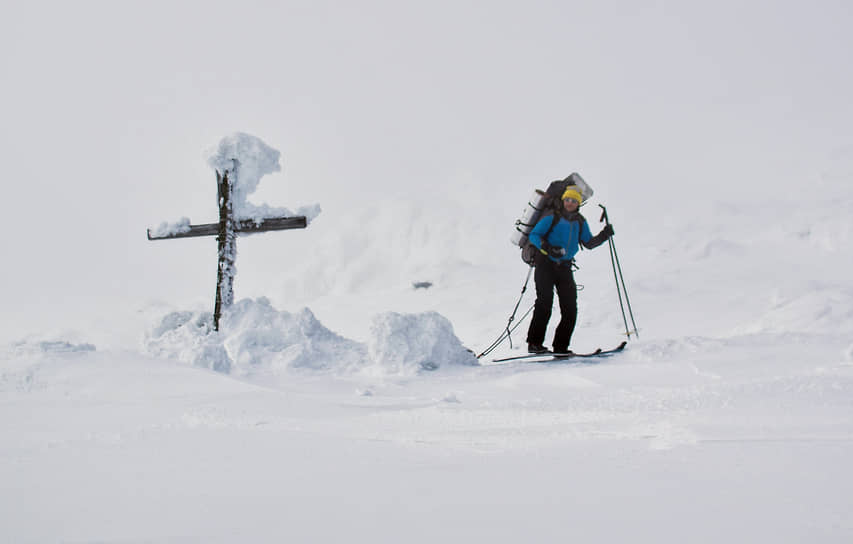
[511, 173, 594, 265]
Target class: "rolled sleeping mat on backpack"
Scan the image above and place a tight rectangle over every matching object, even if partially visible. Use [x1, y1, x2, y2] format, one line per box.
[510, 189, 546, 247]
[543, 173, 595, 210]
[565, 172, 594, 202]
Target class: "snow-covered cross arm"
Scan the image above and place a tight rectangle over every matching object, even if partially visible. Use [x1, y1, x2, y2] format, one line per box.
[146, 215, 307, 240]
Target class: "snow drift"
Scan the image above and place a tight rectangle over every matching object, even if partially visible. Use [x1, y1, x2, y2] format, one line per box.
[143, 298, 476, 379]
[367, 311, 477, 375]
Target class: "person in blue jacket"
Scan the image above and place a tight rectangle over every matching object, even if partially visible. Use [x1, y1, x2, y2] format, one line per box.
[526, 186, 614, 354]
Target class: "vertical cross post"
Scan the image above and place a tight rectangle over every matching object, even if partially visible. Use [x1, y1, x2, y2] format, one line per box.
[213, 161, 238, 331]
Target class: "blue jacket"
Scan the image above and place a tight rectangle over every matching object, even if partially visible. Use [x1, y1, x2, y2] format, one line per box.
[528, 212, 593, 264]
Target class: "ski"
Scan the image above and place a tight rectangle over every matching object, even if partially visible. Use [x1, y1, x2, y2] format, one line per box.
[528, 341, 627, 362]
[490, 341, 626, 363]
[491, 351, 559, 362]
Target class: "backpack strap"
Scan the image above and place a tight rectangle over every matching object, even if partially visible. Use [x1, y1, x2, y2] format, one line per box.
[541, 211, 561, 246]
[566, 211, 589, 250]
[536, 211, 564, 260]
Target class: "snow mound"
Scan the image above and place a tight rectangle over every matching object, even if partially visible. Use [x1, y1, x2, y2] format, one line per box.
[143, 298, 366, 376]
[366, 311, 477, 376]
[220, 299, 368, 373]
[144, 299, 474, 380]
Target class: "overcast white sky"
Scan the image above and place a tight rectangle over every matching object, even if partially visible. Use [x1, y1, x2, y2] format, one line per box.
[1, 0, 851, 339]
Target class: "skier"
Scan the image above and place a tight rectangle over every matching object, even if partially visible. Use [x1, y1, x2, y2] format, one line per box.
[526, 186, 614, 354]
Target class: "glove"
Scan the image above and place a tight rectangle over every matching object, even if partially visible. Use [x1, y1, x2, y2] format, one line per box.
[582, 224, 614, 249]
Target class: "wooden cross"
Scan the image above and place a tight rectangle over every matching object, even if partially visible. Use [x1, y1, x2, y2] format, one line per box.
[147, 160, 307, 330]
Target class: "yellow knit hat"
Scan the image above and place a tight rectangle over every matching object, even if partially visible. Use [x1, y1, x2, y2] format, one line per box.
[561, 187, 583, 204]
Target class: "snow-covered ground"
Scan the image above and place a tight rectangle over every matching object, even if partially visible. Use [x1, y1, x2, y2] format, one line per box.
[3, 151, 852, 541]
[3, 2, 853, 542]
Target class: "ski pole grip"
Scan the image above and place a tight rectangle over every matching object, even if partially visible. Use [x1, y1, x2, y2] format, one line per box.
[598, 204, 610, 225]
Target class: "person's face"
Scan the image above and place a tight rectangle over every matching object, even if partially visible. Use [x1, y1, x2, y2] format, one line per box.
[563, 199, 579, 212]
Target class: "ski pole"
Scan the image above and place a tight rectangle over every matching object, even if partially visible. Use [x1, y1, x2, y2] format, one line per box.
[477, 265, 536, 358]
[605, 228, 631, 339]
[598, 205, 628, 337]
[504, 264, 533, 350]
[610, 233, 639, 338]
[599, 205, 639, 339]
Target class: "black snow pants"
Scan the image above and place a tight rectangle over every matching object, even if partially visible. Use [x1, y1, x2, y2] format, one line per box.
[526, 254, 578, 353]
